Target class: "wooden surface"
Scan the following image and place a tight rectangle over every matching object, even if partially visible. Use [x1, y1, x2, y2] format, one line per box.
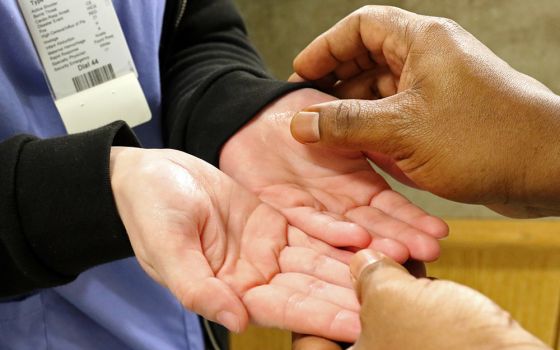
[429, 220, 560, 347]
[230, 220, 560, 350]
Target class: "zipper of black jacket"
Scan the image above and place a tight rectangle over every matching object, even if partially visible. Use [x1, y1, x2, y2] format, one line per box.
[175, 0, 188, 28]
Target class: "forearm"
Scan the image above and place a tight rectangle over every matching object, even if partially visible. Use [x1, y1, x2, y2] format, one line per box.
[0, 122, 138, 296]
[522, 93, 560, 216]
[160, 0, 309, 165]
[489, 89, 560, 218]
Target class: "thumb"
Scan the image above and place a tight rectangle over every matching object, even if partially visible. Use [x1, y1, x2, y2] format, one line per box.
[290, 92, 417, 154]
[350, 249, 414, 302]
[155, 246, 249, 333]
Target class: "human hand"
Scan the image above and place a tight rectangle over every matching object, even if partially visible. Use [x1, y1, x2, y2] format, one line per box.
[292, 334, 343, 350]
[347, 249, 549, 350]
[221, 88, 447, 264]
[109, 147, 360, 341]
[290, 6, 560, 218]
[290, 259, 426, 350]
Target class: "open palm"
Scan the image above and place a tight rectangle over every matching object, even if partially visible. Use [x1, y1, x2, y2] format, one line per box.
[220, 89, 448, 263]
[111, 148, 360, 341]
[202, 189, 360, 342]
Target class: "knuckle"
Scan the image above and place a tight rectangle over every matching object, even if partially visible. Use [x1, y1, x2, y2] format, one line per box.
[310, 253, 329, 275]
[359, 261, 405, 291]
[357, 5, 400, 18]
[308, 280, 327, 296]
[326, 100, 362, 142]
[422, 17, 461, 37]
[379, 5, 403, 19]
[355, 5, 374, 16]
[355, 5, 407, 30]
[285, 293, 307, 315]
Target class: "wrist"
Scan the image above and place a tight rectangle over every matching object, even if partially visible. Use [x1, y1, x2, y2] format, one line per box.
[219, 88, 336, 171]
[109, 146, 148, 220]
[516, 92, 560, 216]
[109, 146, 135, 195]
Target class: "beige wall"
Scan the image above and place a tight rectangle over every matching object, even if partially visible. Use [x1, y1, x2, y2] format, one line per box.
[234, 0, 560, 218]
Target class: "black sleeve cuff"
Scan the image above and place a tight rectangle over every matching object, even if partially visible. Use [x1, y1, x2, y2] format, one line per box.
[167, 67, 311, 166]
[13, 121, 139, 286]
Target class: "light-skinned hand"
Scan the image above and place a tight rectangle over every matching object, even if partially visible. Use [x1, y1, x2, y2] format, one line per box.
[110, 147, 361, 341]
[220, 88, 448, 264]
[290, 6, 560, 218]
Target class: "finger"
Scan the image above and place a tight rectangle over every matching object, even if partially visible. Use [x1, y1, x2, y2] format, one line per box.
[155, 246, 249, 333]
[332, 67, 397, 100]
[292, 334, 344, 350]
[345, 206, 440, 262]
[349, 249, 414, 302]
[283, 206, 372, 248]
[287, 226, 354, 264]
[368, 189, 449, 239]
[368, 237, 409, 264]
[290, 93, 419, 154]
[293, 6, 414, 81]
[279, 246, 353, 288]
[287, 222, 409, 264]
[243, 284, 361, 342]
[376, 70, 398, 97]
[332, 70, 380, 100]
[313, 73, 340, 91]
[334, 60, 363, 81]
[271, 273, 360, 312]
[355, 52, 377, 71]
[289, 72, 306, 83]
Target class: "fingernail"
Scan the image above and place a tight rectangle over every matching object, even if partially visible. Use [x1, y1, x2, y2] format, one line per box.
[291, 111, 320, 143]
[217, 311, 240, 333]
[350, 250, 384, 279]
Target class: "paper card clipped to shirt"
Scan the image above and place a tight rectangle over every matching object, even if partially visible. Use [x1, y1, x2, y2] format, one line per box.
[18, 0, 151, 134]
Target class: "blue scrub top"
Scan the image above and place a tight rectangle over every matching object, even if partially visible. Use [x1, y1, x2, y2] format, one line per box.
[0, 1, 205, 349]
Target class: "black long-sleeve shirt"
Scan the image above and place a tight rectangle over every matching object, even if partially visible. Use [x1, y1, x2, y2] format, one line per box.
[0, 0, 305, 297]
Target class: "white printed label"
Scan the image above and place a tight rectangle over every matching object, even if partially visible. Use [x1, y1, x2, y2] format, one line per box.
[18, 0, 136, 99]
[17, 0, 151, 134]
